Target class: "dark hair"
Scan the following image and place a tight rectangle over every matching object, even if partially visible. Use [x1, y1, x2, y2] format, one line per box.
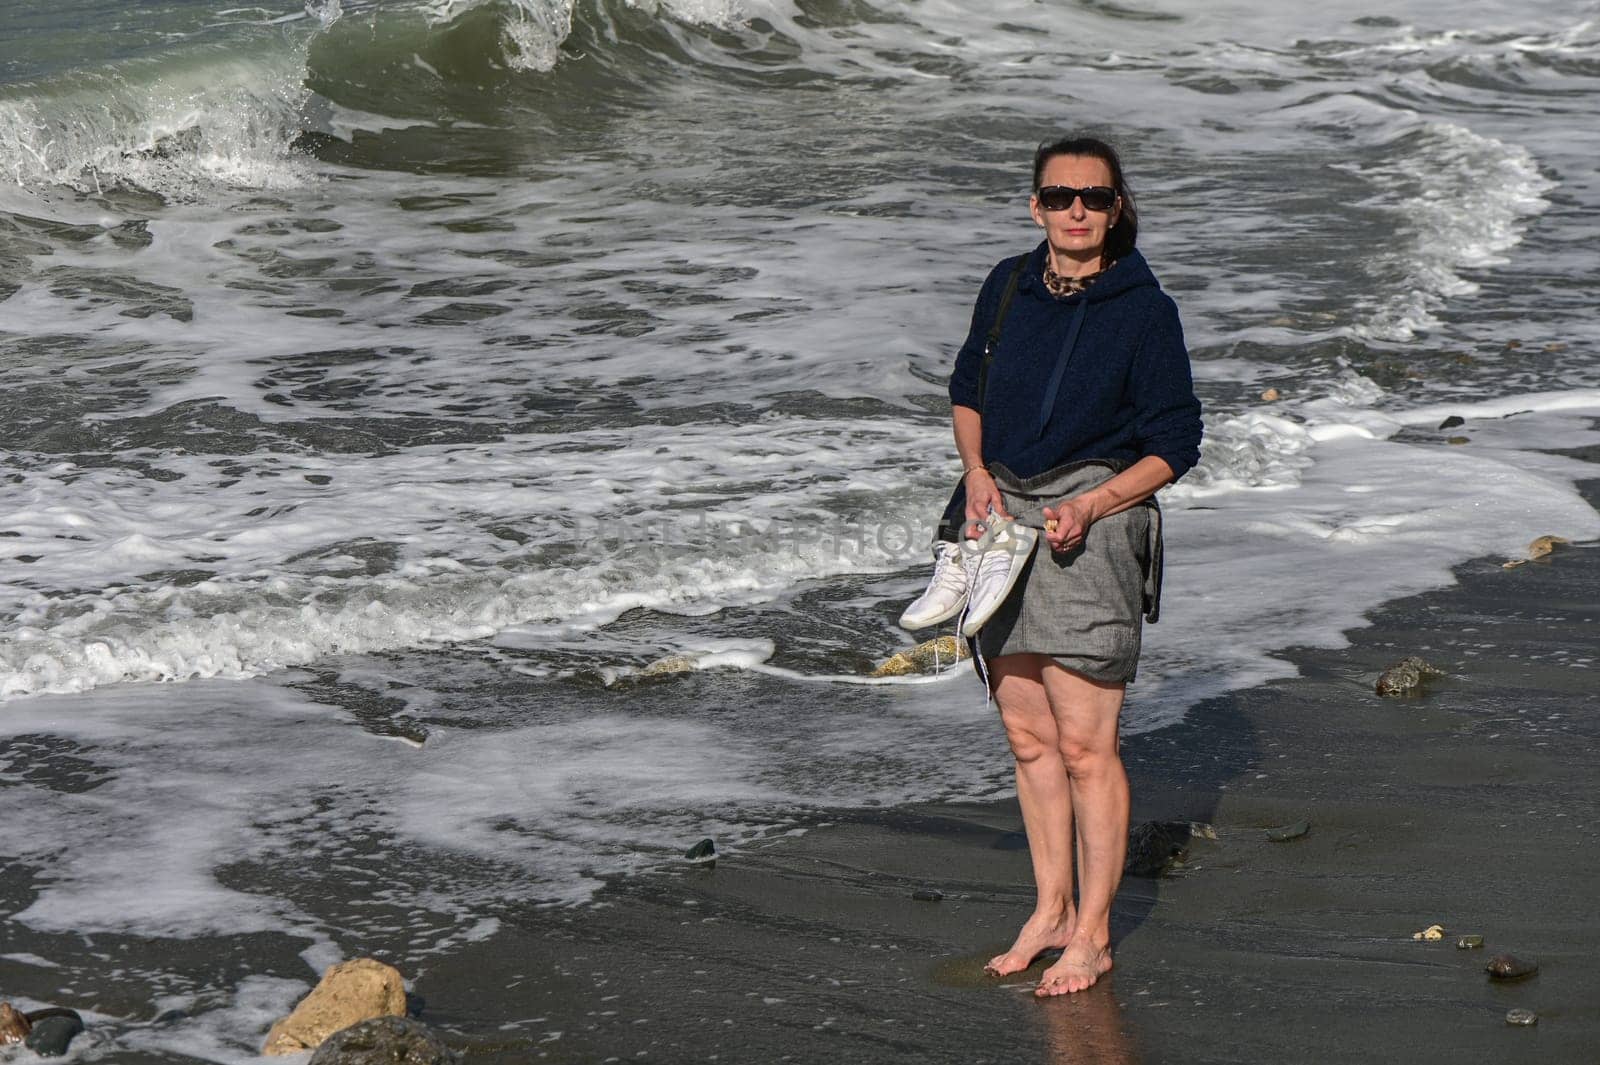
[1031, 135, 1138, 262]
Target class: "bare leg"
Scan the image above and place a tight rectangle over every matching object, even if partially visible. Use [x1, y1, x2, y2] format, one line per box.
[1035, 664, 1128, 996]
[985, 654, 1077, 976]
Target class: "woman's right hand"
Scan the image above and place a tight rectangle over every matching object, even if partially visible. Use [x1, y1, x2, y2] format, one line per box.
[963, 469, 1011, 537]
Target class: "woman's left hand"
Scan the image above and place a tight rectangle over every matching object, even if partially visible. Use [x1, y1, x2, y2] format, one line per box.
[1042, 495, 1097, 553]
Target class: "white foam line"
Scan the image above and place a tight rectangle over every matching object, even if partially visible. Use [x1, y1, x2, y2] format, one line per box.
[744, 662, 966, 686]
[1389, 389, 1600, 426]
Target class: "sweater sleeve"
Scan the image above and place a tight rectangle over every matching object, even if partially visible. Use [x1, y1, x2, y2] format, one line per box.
[1129, 292, 1204, 481]
[946, 259, 1012, 412]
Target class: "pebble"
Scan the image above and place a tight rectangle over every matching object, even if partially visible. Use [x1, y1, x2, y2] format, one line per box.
[1411, 924, 1445, 941]
[684, 838, 716, 864]
[1447, 436, 1470, 445]
[911, 888, 943, 902]
[24, 1014, 85, 1058]
[1457, 935, 1484, 949]
[1438, 415, 1465, 429]
[1505, 1008, 1538, 1027]
[1265, 819, 1311, 842]
[1259, 388, 1280, 402]
[1486, 953, 1538, 980]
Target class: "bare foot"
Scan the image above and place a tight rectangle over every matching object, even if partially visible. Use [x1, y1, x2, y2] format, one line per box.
[984, 910, 1075, 977]
[1034, 938, 1113, 996]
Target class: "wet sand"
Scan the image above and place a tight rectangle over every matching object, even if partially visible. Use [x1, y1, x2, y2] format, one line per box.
[416, 483, 1600, 1063]
[3, 493, 1595, 1063]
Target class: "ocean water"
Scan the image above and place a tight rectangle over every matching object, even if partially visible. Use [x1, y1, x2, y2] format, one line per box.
[3, 0, 1600, 1057]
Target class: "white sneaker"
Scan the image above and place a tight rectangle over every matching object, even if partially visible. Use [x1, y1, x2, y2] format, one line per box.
[960, 516, 1038, 637]
[898, 540, 969, 630]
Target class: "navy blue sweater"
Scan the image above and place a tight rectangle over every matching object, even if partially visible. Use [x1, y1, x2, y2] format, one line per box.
[948, 242, 1203, 481]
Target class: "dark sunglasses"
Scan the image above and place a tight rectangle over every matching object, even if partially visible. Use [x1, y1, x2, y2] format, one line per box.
[1036, 185, 1117, 212]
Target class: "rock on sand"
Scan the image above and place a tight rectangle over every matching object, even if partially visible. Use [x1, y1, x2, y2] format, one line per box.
[263, 958, 409, 1056]
[872, 635, 970, 677]
[309, 1016, 459, 1065]
[0, 1004, 30, 1044]
[1485, 953, 1539, 980]
[1375, 656, 1444, 697]
[1124, 821, 1195, 877]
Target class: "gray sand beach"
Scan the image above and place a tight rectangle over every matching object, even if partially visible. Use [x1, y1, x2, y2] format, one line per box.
[393, 480, 1600, 1063]
[3, 480, 1595, 1063]
[6, 3, 1600, 1061]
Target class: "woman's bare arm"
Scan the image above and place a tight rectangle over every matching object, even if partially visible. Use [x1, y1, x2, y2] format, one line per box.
[1043, 455, 1173, 552]
[952, 405, 1011, 523]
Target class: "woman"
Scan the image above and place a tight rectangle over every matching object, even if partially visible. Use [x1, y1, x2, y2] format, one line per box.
[947, 136, 1202, 996]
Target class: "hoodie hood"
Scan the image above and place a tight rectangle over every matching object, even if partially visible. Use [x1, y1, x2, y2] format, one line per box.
[1018, 241, 1160, 304]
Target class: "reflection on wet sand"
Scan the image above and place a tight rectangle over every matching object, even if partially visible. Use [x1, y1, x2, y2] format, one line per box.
[1036, 977, 1140, 1065]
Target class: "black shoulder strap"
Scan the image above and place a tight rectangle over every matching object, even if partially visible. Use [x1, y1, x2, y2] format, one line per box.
[976, 254, 1029, 414]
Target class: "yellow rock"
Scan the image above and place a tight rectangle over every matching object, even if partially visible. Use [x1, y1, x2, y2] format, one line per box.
[0, 1003, 30, 1044]
[1527, 535, 1569, 559]
[1411, 923, 1445, 941]
[872, 652, 916, 677]
[262, 958, 407, 1056]
[871, 635, 970, 677]
[1259, 387, 1280, 402]
[1504, 535, 1570, 568]
[641, 654, 697, 677]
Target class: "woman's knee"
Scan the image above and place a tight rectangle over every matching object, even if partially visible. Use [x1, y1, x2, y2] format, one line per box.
[998, 706, 1055, 763]
[1056, 730, 1119, 777]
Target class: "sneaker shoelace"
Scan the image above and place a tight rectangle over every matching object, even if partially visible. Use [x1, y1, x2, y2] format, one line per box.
[930, 543, 966, 594]
[956, 524, 998, 705]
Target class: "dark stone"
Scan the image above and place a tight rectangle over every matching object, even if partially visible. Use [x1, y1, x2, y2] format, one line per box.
[133, 126, 201, 160]
[1486, 953, 1538, 980]
[290, 130, 357, 166]
[1124, 821, 1192, 877]
[24, 1013, 85, 1057]
[684, 838, 716, 863]
[1505, 1008, 1538, 1027]
[911, 888, 943, 902]
[1456, 934, 1484, 949]
[309, 1017, 458, 1065]
[1265, 819, 1311, 842]
[1438, 415, 1465, 429]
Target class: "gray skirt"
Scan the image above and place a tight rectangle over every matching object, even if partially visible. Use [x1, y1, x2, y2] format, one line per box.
[974, 459, 1164, 684]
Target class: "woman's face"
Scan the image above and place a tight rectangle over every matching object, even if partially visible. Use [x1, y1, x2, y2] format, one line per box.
[1029, 154, 1121, 260]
